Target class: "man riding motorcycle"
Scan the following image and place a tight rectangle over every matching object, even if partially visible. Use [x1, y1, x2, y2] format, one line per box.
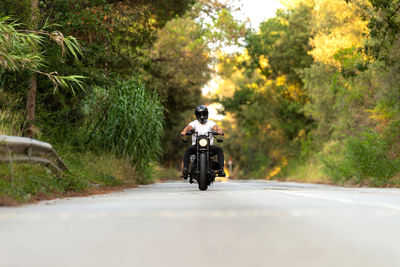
[180, 105, 225, 179]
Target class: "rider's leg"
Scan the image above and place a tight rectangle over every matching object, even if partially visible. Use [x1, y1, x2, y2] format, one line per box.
[183, 146, 196, 178]
[210, 146, 225, 176]
[210, 146, 224, 167]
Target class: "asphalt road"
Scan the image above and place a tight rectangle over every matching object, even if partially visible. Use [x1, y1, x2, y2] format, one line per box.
[1, 180, 400, 267]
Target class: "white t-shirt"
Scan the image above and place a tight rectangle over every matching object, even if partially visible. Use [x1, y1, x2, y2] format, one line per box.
[189, 120, 217, 145]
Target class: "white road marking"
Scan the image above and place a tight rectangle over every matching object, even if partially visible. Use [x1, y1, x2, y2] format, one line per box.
[276, 190, 400, 212]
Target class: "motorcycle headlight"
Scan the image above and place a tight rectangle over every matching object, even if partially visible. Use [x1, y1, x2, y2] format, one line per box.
[199, 138, 208, 147]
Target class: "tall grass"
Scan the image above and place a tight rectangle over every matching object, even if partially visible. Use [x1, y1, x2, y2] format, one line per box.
[0, 89, 24, 136]
[84, 78, 164, 174]
[0, 110, 23, 136]
[0, 150, 142, 205]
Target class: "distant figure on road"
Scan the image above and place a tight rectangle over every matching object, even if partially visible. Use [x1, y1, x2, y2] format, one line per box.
[180, 105, 225, 179]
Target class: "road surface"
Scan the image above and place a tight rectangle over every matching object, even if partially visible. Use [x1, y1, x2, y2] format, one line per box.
[1, 180, 400, 267]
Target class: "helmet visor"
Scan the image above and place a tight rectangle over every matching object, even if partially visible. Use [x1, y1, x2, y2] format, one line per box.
[196, 110, 208, 123]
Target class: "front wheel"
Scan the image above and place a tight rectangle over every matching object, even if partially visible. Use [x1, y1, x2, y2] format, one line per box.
[198, 153, 208, 191]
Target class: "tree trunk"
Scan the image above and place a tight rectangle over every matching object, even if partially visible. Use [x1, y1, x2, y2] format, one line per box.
[26, 76, 37, 138]
[25, 0, 39, 138]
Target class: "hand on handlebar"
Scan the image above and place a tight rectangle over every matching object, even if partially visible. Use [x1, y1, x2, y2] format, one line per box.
[212, 131, 224, 136]
[181, 130, 194, 136]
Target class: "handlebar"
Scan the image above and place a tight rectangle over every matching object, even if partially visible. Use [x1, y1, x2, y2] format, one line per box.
[211, 131, 224, 136]
[180, 131, 224, 143]
[181, 131, 224, 137]
[180, 130, 193, 142]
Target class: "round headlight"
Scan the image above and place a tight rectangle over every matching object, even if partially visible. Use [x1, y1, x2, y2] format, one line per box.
[199, 138, 208, 147]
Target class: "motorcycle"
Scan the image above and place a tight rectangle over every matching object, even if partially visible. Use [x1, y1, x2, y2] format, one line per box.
[182, 130, 224, 191]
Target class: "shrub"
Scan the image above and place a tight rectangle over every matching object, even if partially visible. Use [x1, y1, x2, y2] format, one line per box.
[321, 131, 400, 186]
[84, 78, 164, 174]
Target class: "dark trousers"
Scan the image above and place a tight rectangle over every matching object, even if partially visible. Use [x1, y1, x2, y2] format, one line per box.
[183, 145, 224, 169]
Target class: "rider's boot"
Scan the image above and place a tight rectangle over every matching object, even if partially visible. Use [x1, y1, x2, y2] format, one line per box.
[182, 168, 189, 179]
[218, 166, 226, 177]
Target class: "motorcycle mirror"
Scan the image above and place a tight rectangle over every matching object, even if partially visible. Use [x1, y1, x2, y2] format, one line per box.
[217, 138, 223, 143]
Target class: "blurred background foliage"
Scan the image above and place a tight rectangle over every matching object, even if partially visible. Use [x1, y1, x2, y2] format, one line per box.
[216, 0, 400, 185]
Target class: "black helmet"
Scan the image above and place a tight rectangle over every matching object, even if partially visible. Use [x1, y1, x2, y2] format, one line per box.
[195, 105, 208, 124]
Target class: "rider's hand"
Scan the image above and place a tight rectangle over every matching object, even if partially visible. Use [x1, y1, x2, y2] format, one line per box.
[181, 131, 186, 136]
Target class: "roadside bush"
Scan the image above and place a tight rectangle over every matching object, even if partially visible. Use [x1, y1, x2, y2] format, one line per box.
[84, 78, 164, 174]
[322, 131, 400, 186]
[245, 151, 272, 179]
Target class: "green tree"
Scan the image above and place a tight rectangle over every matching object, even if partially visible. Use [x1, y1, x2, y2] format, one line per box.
[0, 0, 195, 141]
[140, 1, 246, 166]
[0, 16, 84, 134]
[301, 0, 400, 184]
[246, 4, 314, 85]
[217, 3, 315, 177]
[142, 15, 211, 165]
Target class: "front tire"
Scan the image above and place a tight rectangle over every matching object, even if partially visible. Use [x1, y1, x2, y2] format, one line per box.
[198, 153, 208, 191]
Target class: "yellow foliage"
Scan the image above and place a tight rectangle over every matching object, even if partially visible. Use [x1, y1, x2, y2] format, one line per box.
[286, 84, 305, 101]
[223, 113, 237, 130]
[276, 75, 286, 86]
[276, 75, 306, 102]
[257, 68, 271, 84]
[367, 107, 392, 131]
[215, 49, 272, 97]
[266, 156, 288, 179]
[247, 82, 258, 89]
[309, 0, 369, 66]
[297, 129, 306, 138]
[237, 50, 250, 63]
[280, 0, 314, 9]
[214, 70, 242, 97]
[258, 55, 269, 69]
[267, 166, 282, 179]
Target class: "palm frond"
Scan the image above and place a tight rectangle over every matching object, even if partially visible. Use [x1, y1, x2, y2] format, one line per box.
[63, 36, 83, 60]
[47, 74, 86, 94]
[0, 15, 86, 94]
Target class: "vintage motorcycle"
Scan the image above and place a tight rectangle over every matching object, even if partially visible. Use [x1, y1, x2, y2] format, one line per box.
[183, 131, 224, 191]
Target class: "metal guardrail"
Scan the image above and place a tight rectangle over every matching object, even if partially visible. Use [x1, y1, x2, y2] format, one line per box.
[0, 135, 68, 176]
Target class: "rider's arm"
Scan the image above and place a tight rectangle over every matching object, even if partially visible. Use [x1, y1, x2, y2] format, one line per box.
[181, 125, 194, 136]
[212, 124, 224, 135]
